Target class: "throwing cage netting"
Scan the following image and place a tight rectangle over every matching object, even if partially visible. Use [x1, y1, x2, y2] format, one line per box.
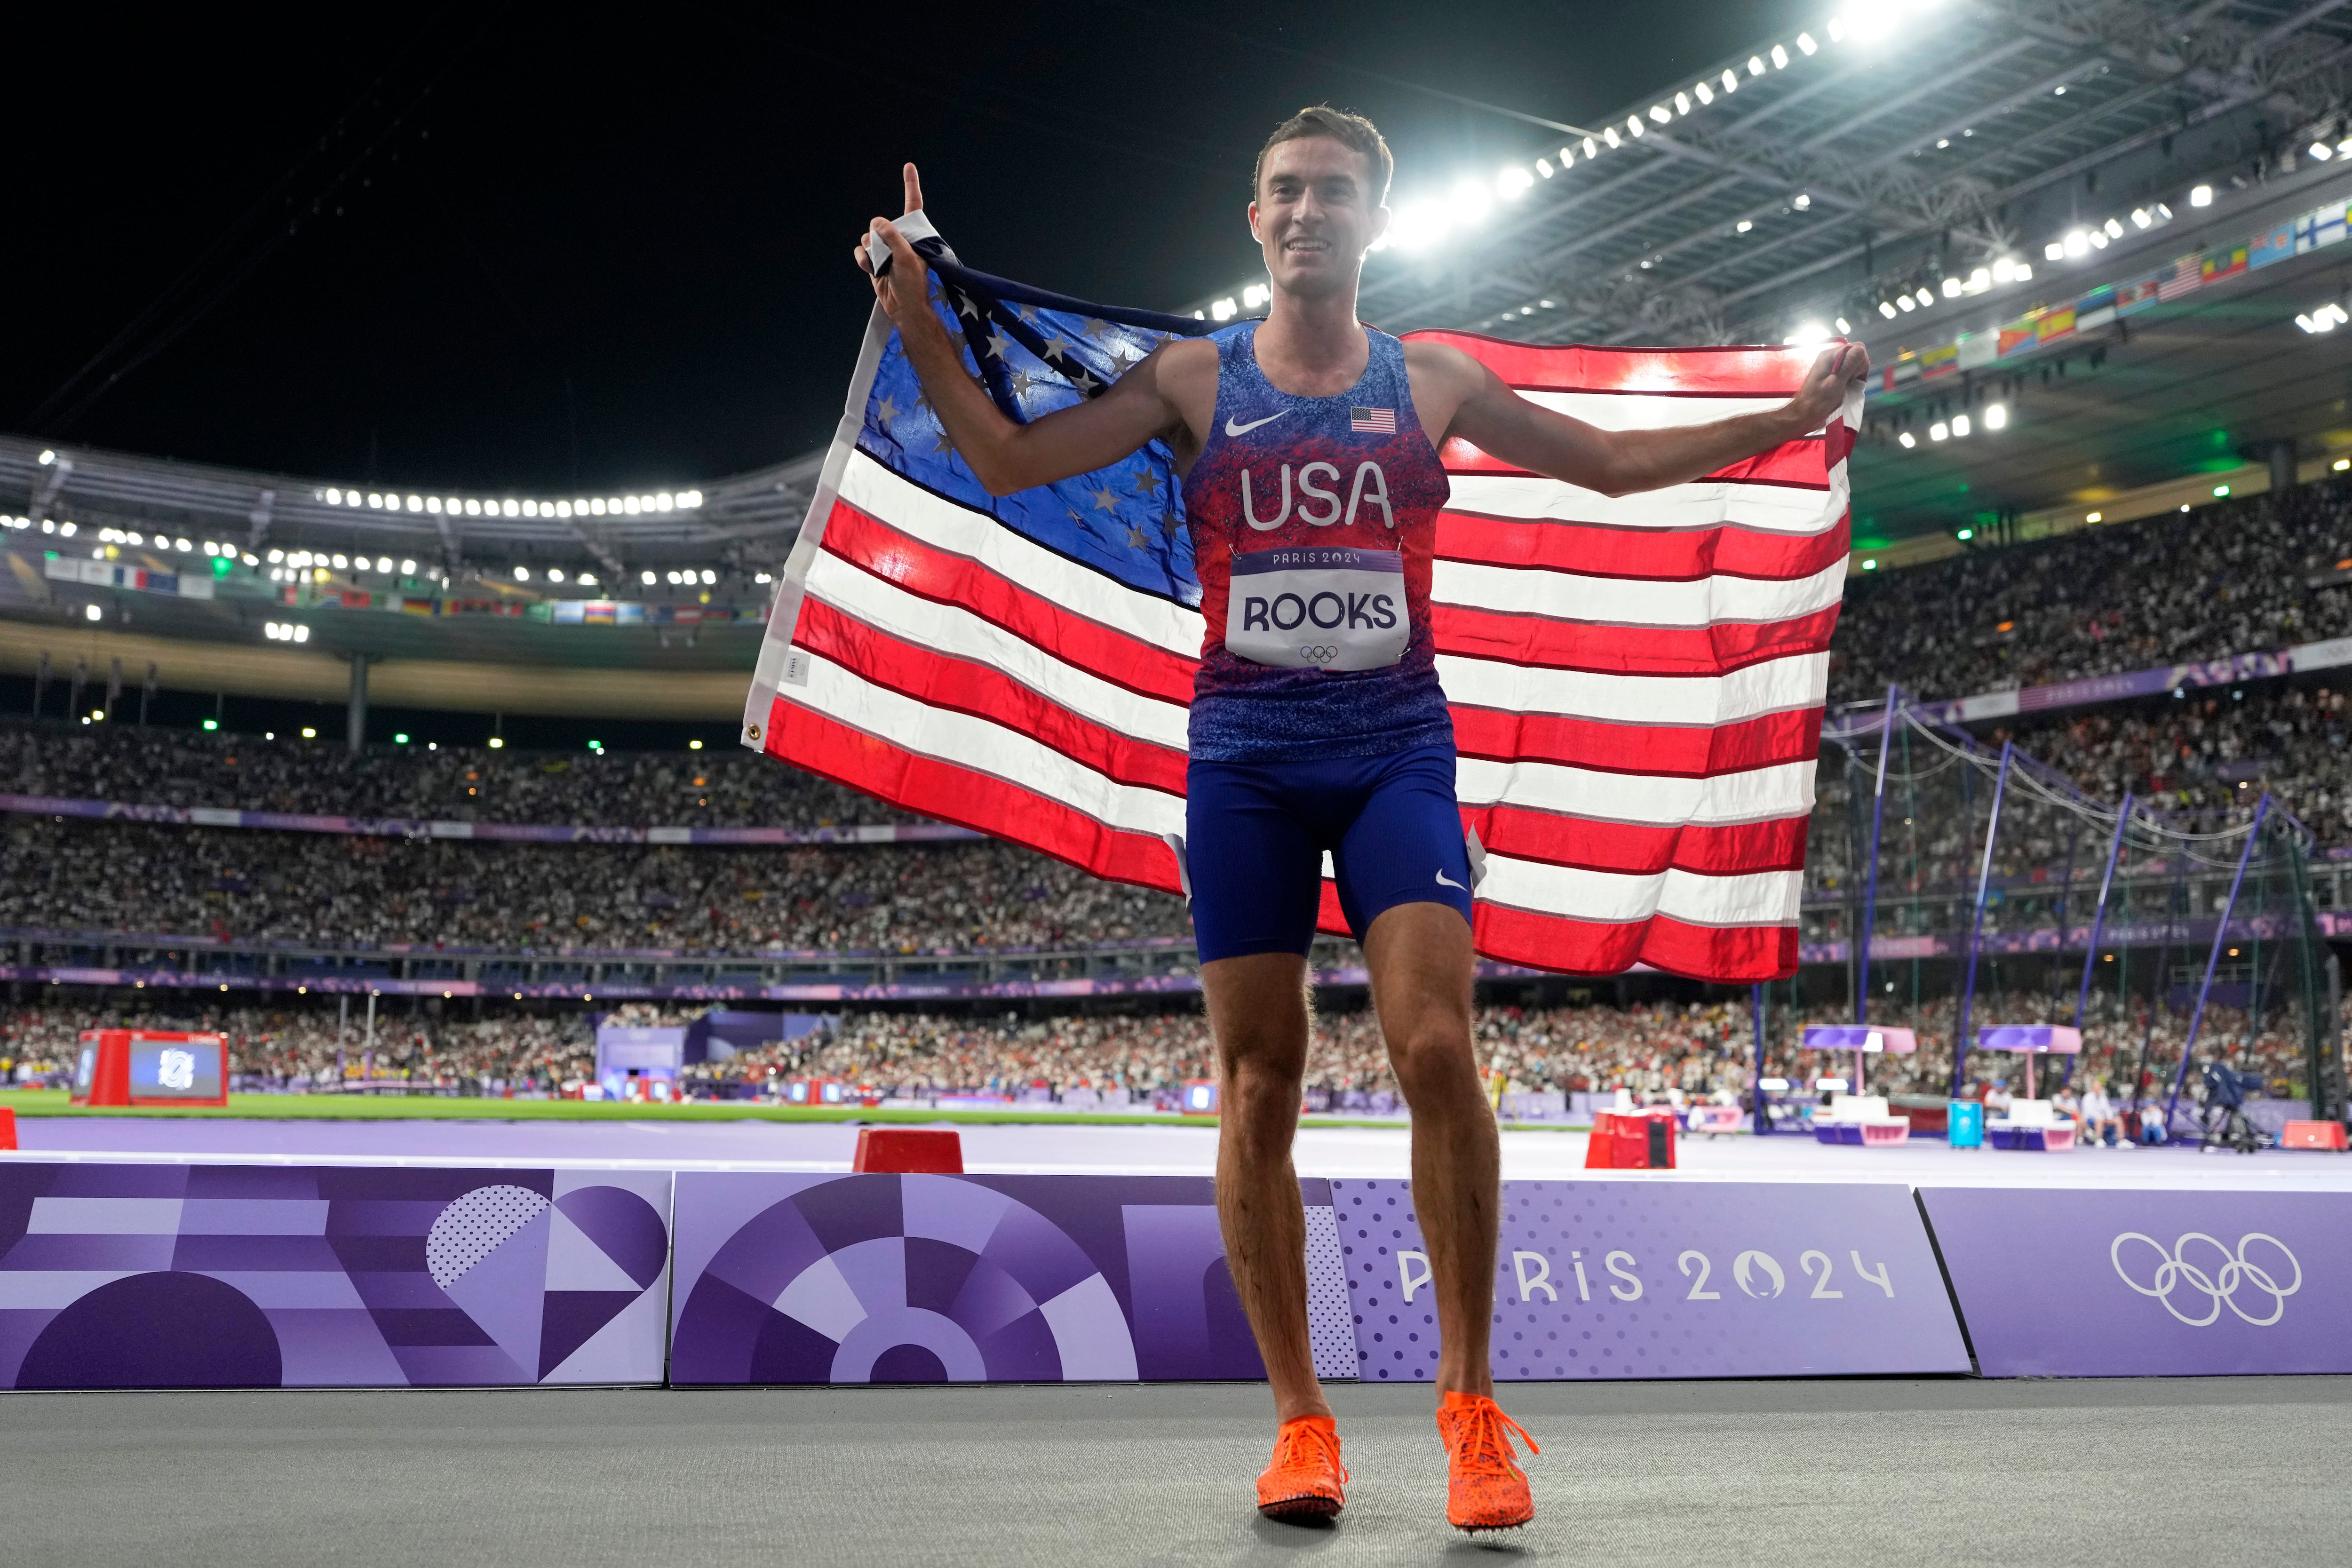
[1756, 687, 2346, 1135]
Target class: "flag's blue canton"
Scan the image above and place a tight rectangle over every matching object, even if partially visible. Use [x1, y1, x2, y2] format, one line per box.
[857, 278, 1203, 610]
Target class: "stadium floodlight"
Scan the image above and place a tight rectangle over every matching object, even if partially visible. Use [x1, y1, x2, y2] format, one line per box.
[1720, 68, 1738, 92]
[1770, 44, 1789, 68]
[203, 719, 217, 732]
[400, 559, 415, 574]
[1951, 414, 1972, 437]
[1451, 177, 1493, 223]
[2296, 303, 2348, 333]
[1878, 300, 1899, 318]
[1210, 297, 1238, 321]
[2130, 207, 2152, 228]
[2102, 217, 2124, 239]
[302, 728, 316, 739]
[488, 737, 504, 748]
[755, 571, 773, 583]
[1694, 81, 1713, 105]
[578, 573, 596, 586]
[394, 733, 409, 745]
[1796, 32, 1817, 54]
[1983, 402, 2007, 430]
[2190, 183, 2213, 207]
[641, 569, 656, 585]
[2087, 510, 2103, 523]
[1941, 276, 1962, 297]
[2044, 241, 2064, 260]
[548, 568, 566, 583]
[1648, 105, 1671, 125]
[1388, 199, 1448, 251]
[1966, 267, 1989, 292]
[1898, 431, 1916, 448]
[1956, 527, 1973, 540]
[1930, 421, 1950, 441]
[1496, 165, 1535, 198]
[701, 569, 717, 584]
[1673, 91, 1691, 115]
[38, 449, 55, 465]
[1834, 316, 1851, 333]
[1914, 287, 1934, 307]
[2313, 142, 2336, 162]
[84, 604, 101, 622]
[1583, 135, 1599, 157]
[2214, 484, 2231, 497]
[1793, 193, 1812, 210]
[1897, 294, 1915, 312]
[1827, 16, 1846, 41]
[374, 557, 389, 573]
[513, 566, 530, 581]
[332, 553, 349, 569]
[1992, 257, 2016, 282]
[1242, 282, 1271, 307]
[1535, 158, 1554, 178]
[2063, 230, 2090, 257]
[1736, 219, 1753, 233]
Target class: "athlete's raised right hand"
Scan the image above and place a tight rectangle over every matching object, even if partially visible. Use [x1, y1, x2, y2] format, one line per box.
[854, 163, 930, 329]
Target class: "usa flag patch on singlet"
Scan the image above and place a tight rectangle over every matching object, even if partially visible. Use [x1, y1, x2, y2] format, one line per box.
[1350, 406, 1395, 433]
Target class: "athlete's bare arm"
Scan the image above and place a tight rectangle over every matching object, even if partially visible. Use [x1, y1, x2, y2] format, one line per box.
[1403, 338, 1870, 497]
[857, 165, 1217, 495]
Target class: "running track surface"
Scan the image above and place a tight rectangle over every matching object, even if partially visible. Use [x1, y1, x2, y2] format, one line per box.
[8, 1378, 2349, 1566]
[12, 1115, 2352, 1189]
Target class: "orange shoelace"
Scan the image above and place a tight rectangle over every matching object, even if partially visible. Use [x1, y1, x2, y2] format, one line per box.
[1270, 1418, 1350, 1485]
[1447, 1399, 1539, 1474]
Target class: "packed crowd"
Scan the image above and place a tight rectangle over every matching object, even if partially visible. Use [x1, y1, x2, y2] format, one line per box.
[1831, 477, 2352, 705]
[0, 723, 914, 829]
[4, 987, 2327, 1106]
[0, 817, 1189, 955]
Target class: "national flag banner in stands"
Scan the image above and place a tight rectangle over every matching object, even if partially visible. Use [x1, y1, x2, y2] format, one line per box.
[744, 232, 1855, 981]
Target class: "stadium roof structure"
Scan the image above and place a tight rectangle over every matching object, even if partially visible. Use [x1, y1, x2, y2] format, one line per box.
[1184, 0, 2352, 543]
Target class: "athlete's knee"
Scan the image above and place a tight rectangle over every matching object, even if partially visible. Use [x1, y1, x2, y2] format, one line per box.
[1387, 1024, 1479, 1103]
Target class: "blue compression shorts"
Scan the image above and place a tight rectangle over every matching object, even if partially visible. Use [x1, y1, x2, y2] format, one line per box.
[1181, 742, 1475, 963]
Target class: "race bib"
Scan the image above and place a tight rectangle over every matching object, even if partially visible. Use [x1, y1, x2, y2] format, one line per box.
[1224, 546, 1408, 670]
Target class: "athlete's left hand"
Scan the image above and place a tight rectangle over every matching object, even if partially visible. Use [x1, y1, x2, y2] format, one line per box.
[1784, 342, 1871, 431]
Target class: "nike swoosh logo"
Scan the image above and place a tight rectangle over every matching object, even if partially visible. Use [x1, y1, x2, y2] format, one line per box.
[1435, 869, 1467, 891]
[1224, 411, 1291, 438]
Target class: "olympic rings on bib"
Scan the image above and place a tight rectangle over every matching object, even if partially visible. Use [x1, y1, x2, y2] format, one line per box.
[1298, 645, 1340, 664]
[2109, 1231, 2302, 1326]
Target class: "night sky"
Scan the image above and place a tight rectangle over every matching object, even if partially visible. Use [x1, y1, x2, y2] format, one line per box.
[14, 1, 1818, 493]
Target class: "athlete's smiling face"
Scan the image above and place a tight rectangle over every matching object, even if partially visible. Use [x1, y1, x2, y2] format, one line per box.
[1251, 137, 1388, 302]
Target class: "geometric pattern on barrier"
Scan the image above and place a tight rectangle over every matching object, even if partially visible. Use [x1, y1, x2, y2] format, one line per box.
[1918, 1186, 2352, 1378]
[0, 1162, 672, 1389]
[668, 1172, 1356, 1385]
[1333, 1178, 1971, 1382]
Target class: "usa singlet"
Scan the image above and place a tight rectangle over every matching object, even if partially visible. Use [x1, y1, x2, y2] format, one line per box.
[1182, 321, 1453, 763]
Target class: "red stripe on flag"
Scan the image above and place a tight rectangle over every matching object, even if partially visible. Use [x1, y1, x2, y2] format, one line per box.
[818, 501, 1200, 707]
[760, 692, 1184, 895]
[1438, 511, 1850, 583]
[1433, 603, 1840, 676]
[790, 598, 1191, 795]
[1461, 805, 1811, 878]
[1450, 704, 1822, 778]
[1472, 902, 1796, 981]
[1404, 333, 1812, 396]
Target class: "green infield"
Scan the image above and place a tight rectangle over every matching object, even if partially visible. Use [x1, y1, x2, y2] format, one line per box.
[0, 1088, 1575, 1131]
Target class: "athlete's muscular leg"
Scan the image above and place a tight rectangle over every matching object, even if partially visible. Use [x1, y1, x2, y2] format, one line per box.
[1204, 950, 1329, 1425]
[1361, 901, 1495, 1401]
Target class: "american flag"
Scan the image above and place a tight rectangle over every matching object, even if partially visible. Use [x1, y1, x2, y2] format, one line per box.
[1350, 405, 1397, 434]
[744, 242, 1852, 981]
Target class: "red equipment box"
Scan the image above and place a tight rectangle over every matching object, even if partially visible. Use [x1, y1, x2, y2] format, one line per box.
[2280, 1120, 2350, 1151]
[71, 1030, 229, 1108]
[852, 1128, 964, 1174]
[1585, 1108, 1677, 1170]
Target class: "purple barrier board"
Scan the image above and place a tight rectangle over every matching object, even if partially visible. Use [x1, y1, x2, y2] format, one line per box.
[0, 1162, 672, 1388]
[667, 1173, 1356, 1385]
[1332, 1179, 1969, 1382]
[1919, 1187, 2352, 1377]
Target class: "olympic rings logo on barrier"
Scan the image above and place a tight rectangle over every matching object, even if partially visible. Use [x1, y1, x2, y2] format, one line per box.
[1298, 645, 1340, 664]
[2109, 1231, 2302, 1326]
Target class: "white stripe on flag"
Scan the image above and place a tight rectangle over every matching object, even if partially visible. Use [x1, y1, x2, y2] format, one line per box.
[836, 452, 1203, 658]
[802, 551, 1192, 748]
[1512, 390, 1793, 430]
[1431, 557, 1845, 627]
[1446, 473, 1844, 536]
[1454, 756, 1814, 826]
[1477, 854, 1803, 927]
[785, 651, 1186, 838]
[1434, 650, 1829, 726]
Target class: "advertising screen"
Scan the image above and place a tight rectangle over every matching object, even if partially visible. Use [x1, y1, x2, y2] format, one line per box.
[127, 1035, 223, 1101]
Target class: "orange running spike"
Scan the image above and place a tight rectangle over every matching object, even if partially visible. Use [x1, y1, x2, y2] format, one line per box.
[1256, 1415, 1348, 1522]
[1435, 1391, 1537, 1532]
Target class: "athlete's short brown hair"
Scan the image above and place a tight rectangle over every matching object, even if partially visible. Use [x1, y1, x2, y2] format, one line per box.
[1253, 105, 1393, 205]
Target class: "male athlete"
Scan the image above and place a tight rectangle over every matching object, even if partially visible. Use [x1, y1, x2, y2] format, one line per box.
[858, 106, 1867, 1533]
